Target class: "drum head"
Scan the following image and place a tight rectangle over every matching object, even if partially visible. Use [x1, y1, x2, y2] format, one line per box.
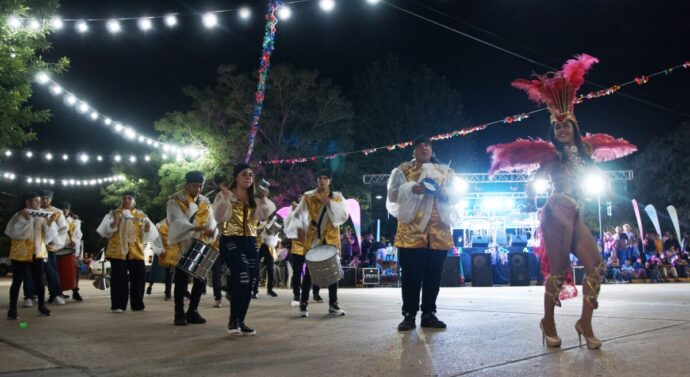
[305, 245, 338, 262]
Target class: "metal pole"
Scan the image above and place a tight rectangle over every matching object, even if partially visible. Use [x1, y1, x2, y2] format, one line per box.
[376, 219, 381, 242]
[597, 192, 603, 239]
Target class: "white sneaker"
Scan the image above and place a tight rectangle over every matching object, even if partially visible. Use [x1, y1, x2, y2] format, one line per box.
[23, 298, 33, 308]
[111, 309, 124, 313]
[55, 296, 66, 305]
[328, 304, 346, 316]
[290, 300, 300, 307]
[300, 306, 309, 318]
[213, 300, 222, 308]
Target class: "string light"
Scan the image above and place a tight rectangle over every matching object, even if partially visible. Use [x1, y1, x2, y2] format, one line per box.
[7, 16, 22, 29]
[164, 14, 178, 27]
[2, 149, 161, 164]
[4, 150, 12, 157]
[277, 5, 292, 20]
[49, 16, 63, 30]
[202, 12, 218, 28]
[6, 172, 127, 187]
[138, 17, 153, 31]
[35, 74, 206, 157]
[76, 20, 88, 33]
[239, 7, 252, 20]
[45, 153, 53, 161]
[25, 151, 33, 158]
[319, 0, 336, 12]
[106, 19, 121, 33]
[62, 154, 69, 161]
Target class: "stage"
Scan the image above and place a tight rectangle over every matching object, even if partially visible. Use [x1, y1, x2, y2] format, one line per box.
[1, 279, 688, 377]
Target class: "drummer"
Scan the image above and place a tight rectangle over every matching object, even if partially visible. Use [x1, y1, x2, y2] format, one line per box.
[167, 171, 217, 326]
[213, 164, 275, 336]
[285, 169, 349, 318]
[59, 202, 83, 302]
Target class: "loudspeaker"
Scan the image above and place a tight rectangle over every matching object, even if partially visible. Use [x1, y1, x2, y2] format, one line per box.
[509, 234, 528, 247]
[471, 253, 492, 287]
[441, 255, 462, 287]
[339, 267, 356, 287]
[371, 184, 388, 220]
[471, 235, 489, 248]
[508, 252, 530, 286]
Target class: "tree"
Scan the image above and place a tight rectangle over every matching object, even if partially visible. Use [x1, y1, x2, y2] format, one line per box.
[0, 1, 69, 149]
[631, 122, 690, 231]
[102, 64, 355, 215]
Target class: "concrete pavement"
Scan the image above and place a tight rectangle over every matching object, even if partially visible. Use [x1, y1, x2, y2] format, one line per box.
[1, 279, 689, 377]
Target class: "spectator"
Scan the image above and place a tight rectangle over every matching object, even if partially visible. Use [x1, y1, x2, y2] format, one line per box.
[659, 250, 679, 282]
[663, 232, 681, 253]
[606, 254, 623, 283]
[677, 251, 689, 278]
[646, 255, 662, 283]
[613, 226, 629, 262]
[620, 259, 634, 283]
[361, 233, 375, 267]
[633, 257, 647, 280]
[681, 232, 690, 253]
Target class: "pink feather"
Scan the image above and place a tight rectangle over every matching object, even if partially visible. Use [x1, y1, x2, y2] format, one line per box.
[486, 139, 558, 176]
[582, 133, 637, 162]
[561, 54, 599, 92]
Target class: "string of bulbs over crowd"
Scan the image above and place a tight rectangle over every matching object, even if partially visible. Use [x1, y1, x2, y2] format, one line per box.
[6, 0, 381, 35]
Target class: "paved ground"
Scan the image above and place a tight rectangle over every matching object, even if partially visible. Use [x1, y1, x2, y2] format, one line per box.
[1, 278, 689, 377]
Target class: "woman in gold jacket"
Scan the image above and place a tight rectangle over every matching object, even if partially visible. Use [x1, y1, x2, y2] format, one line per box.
[5, 192, 58, 319]
[96, 191, 158, 313]
[213, 164, 275, 336]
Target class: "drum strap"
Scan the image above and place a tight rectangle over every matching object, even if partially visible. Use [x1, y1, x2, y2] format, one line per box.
[314, 206, 328, 242]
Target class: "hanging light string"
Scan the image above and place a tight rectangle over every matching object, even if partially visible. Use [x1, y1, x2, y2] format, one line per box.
[0, 168, 126, 187]
[260, 60, 690, 165]
[1, 148, 191, 164]
[34, 73, 207, 158]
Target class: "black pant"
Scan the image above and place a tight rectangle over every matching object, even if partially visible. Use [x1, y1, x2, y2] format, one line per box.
[174, 268, 204, 317]
[110, 258, 146, 311]
[398, 248, 447, 316]
[10, 258, 45, 310]
[290, 254, 337, 305]
[45, 251, 61, 297]
[211, 258, 224, 301]
[23, 270, 35, 299]
[221, 235, 258, 324]
[254, 244, 275, 294]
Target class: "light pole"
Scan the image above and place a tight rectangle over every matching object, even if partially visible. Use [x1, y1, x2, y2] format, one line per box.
[584, 172, 607, 239]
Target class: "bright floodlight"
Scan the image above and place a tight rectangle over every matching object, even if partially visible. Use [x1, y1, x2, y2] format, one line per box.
[27, 18, 41, 30]
[202, 12, 218, 28]
[76, 20, 88, 33]
[532, 178, 550, 194]
[319, 0, 336, 12]
[138, 17, 153, 31]
[584, 172, 606, 194]
[503, 198, 515, 209]
[277, 5, 292, 20]
[50, 17, 63, 30]
[45, 153, 53, 160]
[8, 16, 21, 29]
[35, 72, 50, 85]
[79, 153, 89, 163]
[239, 7, 251, 19]
[164, 14, 178, 27]
[106, 19, 121, 33]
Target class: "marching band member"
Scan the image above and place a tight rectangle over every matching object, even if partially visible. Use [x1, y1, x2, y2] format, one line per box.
[213, 165, 275, 336]
[487, 54, 636, 349]
[59, 202, 83, 302]
[167, 171, 217, 326]
[151, 219, 177, 301]
[253, 220, 279, 298]
[6, 192, 58, 319]
[96, 191, 158, 313]
[386, 136, 462, 331]
[285, 169, 349, 318]
[39, 190, 69, 305]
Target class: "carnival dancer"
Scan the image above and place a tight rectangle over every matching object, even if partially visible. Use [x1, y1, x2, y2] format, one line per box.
[5, 192, 57, 319]
[487, 54, 637, 349]
[285, 169, 349, 318]
[213, 165, 276, 335]
[167, 171, 217, 326]
[96, 191, 158, 313]
[386, 136, 462, 331]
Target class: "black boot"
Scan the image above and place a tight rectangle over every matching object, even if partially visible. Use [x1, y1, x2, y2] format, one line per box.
[72, 289, 83, 302]
[186, 310, 207, 324]
[38, 306, 52, 316]
[397, 313, 416, 331]
[420, 312, 446, 329]
[7, 309, 18, 320]
[174, 312, 187, 326]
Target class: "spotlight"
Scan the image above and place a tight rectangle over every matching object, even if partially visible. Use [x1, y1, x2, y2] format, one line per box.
[584, 172, 606, 195]
[532, 178, 550, 195]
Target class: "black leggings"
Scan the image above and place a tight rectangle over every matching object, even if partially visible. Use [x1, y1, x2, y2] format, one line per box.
[220, 236, 258, 324]
[10, 258, 45, 310]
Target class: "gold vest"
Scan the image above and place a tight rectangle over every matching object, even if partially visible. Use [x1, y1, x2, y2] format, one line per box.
[157, 221, 181, 268]
[394, 161, 454, 250]
[105, 208, 147, 261]
[302, 190, 342, 251]
[10, 221, 48, 262]
[221, 202, 257, 237]
[44, 206, 63, 252]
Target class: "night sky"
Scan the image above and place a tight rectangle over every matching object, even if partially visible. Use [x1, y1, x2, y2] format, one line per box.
[8, 0, 690, 217]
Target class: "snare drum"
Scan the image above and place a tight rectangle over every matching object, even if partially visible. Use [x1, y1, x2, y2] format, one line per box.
[177, 239, 220, 280]
[305, 244, 343, 287]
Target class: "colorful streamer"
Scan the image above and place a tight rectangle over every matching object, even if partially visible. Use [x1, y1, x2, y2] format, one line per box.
[245, 0, 283, 163]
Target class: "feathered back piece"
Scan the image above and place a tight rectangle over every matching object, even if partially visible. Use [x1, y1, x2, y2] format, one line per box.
[486, 139, 557, 176]
[512, 54, 599, 124]
[582, 133, 637, 162]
